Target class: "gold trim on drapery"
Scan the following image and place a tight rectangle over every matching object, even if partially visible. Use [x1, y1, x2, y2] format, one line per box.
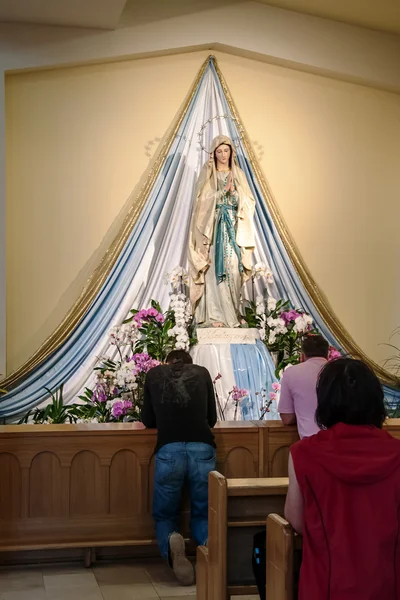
[211, 58, 400, 389]
[0, 57, 210, 390]
[1, 55, 398, 390]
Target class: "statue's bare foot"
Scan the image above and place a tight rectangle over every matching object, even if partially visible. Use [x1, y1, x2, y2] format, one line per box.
[212, 322, 224, 328]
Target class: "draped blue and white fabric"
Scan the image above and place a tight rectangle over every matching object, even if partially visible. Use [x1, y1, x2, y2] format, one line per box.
[1, 58, 399, 418]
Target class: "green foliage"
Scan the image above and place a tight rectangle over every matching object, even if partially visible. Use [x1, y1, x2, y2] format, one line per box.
[242, 298, 318, 378]
[18, 385, 78, 424]
[134, 310, 176, 362]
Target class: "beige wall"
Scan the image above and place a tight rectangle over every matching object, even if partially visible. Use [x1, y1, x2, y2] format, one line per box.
[6, 50, 400, 372]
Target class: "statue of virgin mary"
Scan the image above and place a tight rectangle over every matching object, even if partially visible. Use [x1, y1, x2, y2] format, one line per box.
[188, 135, 256, 327]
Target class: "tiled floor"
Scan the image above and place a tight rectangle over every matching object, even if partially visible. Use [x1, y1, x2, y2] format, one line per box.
[0, 561, 258, 600]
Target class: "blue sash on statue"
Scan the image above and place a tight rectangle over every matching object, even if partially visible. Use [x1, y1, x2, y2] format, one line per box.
[215, 202, 243, 284]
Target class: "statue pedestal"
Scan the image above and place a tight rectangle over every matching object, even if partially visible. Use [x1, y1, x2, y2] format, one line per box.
[196, 328, 259, 345]
[191, 335, 279, 422]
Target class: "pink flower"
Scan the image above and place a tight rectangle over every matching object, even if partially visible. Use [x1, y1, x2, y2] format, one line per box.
[269, 392, 277, 401]
[328, 347, 341, 361]
[281, 309, 301, 324]
[133, 307, 165, 327]
[93, 381, 108, 403]
[272, 382, 281, 392]
[132, 352, 160, 374]
[231, 386, 249, 402]
[111, 398, 133, 419]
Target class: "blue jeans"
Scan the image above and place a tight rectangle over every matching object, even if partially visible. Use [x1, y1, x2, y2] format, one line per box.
[152, 442, 216, 560]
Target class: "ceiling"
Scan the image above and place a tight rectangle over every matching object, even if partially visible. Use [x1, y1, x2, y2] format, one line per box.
[0, 0, 399, 34]
[0, 0, 128, 30]
[255, 0, 400, 35]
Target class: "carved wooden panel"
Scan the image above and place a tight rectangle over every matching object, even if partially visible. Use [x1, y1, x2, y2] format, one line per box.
[223, 447, 257, 478]
[29, 452, 63, 518]
[110, 450, 140, 516]
[0, 453, 22, 519]
[271, 446, 291, 478]
[70, 450, 108, 516]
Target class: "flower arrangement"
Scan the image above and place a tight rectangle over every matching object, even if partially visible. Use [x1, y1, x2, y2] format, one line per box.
[168, 292, 193, 351]
[77, 267, 194, 421]
[244, 297, 317, 376]
[256, 382, 281, 419]
[76, 349, 161, 423]
[19, 267, 195, 425]
[212, 373, 249, 420]
[243, 295, 341, 377]
[213, 373, 281, 420]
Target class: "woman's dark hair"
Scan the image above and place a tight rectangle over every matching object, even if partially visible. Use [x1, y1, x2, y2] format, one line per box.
[214, 142, 233, 169]
[315, 357, 387, 429]
[166, 350, 193, 365]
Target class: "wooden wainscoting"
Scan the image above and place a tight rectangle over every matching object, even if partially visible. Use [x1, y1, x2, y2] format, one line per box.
[0, 421, 263, 552]
[0, 419, 398, 555]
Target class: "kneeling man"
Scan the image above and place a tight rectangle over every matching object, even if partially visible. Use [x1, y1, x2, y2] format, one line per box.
[141, 350, 217, 585]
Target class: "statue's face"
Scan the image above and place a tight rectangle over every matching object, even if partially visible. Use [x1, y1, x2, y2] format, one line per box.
[215, 144, 231, 167]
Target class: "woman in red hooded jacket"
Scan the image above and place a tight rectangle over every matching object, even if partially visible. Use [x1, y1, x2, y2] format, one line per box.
[285, 358, 400, 600]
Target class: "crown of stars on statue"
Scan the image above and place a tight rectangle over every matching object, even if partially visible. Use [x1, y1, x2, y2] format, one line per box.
[197, 114, 245, 154]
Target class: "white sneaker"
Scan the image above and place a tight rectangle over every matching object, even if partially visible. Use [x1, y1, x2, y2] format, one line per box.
[169, 532, 195, 586]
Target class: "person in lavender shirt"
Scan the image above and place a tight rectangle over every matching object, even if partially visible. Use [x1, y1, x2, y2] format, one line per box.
[279, 335, 329, 439]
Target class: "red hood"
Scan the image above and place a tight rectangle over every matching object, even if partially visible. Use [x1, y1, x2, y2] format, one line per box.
[304, 423, 400, 485]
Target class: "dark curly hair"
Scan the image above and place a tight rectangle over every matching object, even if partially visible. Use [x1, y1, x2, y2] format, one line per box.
[315, 358, 387, 429]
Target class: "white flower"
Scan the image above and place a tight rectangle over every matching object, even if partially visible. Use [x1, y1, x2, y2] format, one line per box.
[267, 297, 277, 311]
[175, 341, 186, 350]
[294, 316, 308, 334]
[255, 295, 265, 315]
[174, 326, 187, 336]
[166, 266, 189, 287]
[252, 262, 266, 277]
[267, 317, 286, 333]
[177, 333, 189, 342]
[114, 362, 137, 387]
[259, 328, 266, 341]
[252, 263, 274, 282]
[109, 326, 125, 345]
[269, 331, 277, 344]
[303, 313, 313, 326]
[104, 370, 114, 378]
[275, 319, 287, 334]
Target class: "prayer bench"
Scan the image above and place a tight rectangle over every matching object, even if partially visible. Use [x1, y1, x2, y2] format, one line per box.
[196, 471, 288, 600]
